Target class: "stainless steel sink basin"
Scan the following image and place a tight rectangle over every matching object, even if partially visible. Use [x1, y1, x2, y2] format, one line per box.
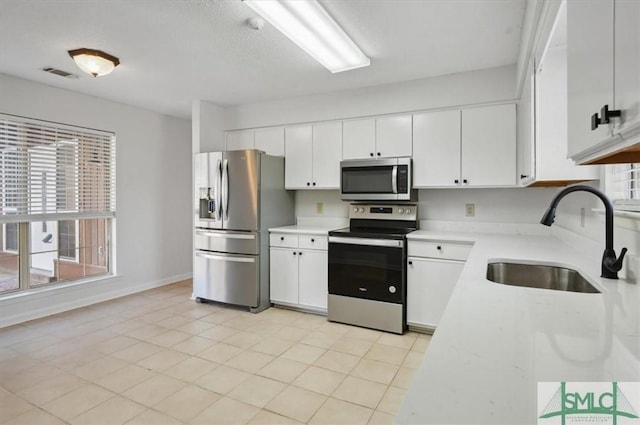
[486, 262, 600, 293]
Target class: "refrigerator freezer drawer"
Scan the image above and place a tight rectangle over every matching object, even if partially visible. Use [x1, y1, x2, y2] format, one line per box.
[194, 251, 260, 307]
[194, 229, 259, 255]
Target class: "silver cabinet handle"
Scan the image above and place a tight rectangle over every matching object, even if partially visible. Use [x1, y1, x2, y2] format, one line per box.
[195, 252, 255, 263]
[195, 231, 255, 240]
[329, 236, 402, 248]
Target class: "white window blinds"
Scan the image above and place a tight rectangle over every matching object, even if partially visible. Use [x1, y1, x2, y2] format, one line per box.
[0, 114, 115, 223]
[606, 163, 640, 211]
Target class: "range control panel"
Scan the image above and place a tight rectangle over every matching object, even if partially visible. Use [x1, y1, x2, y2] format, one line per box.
[349, 204, 418, 221]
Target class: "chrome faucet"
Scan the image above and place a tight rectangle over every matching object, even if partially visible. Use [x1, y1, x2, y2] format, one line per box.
[540, 185, 627, 279]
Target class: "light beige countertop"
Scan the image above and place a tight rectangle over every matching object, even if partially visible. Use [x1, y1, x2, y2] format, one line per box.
[268, 224, 342, 235]
[398, 230, 640, 424]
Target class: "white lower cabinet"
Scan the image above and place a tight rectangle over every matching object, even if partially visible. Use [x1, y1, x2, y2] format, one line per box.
[407, 240, 471, 330]
[270, 248, 299, 305]
[269, 233, 328, 312]
[298, 250, 328, 310]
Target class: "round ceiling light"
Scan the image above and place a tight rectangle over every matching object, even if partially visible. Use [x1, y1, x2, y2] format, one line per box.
[68, 48, 120, 77]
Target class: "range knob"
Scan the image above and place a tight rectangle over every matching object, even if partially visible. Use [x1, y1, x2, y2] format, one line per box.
[359, 207, 365, 213]
[353, 207, 358, 212]
[389, 286, 396, 294]
[398, 208, 404, 214]
[406, 208, 412, 214]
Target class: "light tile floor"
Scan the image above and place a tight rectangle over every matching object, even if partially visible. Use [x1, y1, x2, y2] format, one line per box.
[0, 280, 431, 425]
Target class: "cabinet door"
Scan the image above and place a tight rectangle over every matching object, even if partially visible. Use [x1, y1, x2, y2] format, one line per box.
[298, 249, 328, 311]
[614, 0, 640, 130]
[312, 122, 342, 188]
[285, 125, 313, 189]
[226, 130, 255, 151]
[270, 248, 299, 305]
[255, 127, 285, 156]
[567, 0, 614, 157]
[413, 110, 461, 187]
[376, 115, 412, 158]
[407, 257, 464, 328]
[343, 119, 376, 160]
[517, 62, 535, 186]
[461, 104, 516, 186]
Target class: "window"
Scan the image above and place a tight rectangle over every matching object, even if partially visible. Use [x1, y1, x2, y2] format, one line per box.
[605, 163, 640, 212]
[0, 114, 115, 294]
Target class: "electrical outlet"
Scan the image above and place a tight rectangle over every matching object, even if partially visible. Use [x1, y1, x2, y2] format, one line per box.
[580, 208, 585, 227]
[465, 203, 475, 217]
[316, 202, 324, 214]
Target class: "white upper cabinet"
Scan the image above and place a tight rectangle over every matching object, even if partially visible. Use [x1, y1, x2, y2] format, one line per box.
[255, 127, 285, 156]
[285, 122, 342, 189]
[413, 105, 516, 188]
[285, 125, 313, 189]
[343, 115, 412, 160]
[516, 61, 535, 186]
[567, 0, 640, 163]
[226, 130, 254, 151]
[413, 109, 461, 187]
[615, 0, 640, 134]
[461, 104, 516, 187]
[567, 0, 614, 158]
[343, 118, 376, 160]
[376, 115, 413, 157]
[534, 45, 599, 185]
[312, 121, 342, 188]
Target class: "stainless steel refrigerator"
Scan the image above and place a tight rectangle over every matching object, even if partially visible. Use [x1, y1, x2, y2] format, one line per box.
[193, 149, 294, 312]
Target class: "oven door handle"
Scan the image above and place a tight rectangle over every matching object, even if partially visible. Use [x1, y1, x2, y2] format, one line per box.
[329, 236, 403, 248]
[391, 165, 398, 194]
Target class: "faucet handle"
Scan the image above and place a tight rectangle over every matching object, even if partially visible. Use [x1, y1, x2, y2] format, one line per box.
[606, 247, 628, 273]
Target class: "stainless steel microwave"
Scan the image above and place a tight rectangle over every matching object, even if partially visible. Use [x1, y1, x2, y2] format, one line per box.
[340, 157, 417, 201]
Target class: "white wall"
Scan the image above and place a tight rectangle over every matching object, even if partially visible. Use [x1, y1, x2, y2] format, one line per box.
[225, 65, 517, 130]
[192, 100, 226, 154]
[0, 74, 192, 326]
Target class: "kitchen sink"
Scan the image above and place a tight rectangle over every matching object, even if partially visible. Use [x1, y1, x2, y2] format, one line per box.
[486, 261, 600, 293]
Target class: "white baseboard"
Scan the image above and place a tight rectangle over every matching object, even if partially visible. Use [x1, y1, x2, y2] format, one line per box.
[0, 272, 193, 328]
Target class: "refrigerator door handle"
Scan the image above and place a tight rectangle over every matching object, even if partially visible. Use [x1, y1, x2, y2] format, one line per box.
[216, 159, 223, 220]
[223, 159, 230, 219]
[195, 230, 256, 240]
[195, 252, 255, 263]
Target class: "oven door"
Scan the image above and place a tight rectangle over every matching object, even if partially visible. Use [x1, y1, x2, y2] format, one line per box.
[328, 236, 405, 303]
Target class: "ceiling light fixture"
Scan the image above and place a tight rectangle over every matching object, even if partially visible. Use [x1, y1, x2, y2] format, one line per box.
[68, 48, 120, 77]
[243, 0, 370, 73]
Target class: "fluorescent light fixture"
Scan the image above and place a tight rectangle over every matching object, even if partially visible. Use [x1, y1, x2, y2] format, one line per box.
[243, 0, 370, 73]
[68, 48, 120, 77]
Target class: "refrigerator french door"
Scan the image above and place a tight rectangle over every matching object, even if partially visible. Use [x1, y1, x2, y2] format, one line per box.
[194, 150, 260, 231]
[194, 150, 261, 309]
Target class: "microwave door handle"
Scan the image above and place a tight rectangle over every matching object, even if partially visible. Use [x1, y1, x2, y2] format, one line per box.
[391, 165, 398, 194]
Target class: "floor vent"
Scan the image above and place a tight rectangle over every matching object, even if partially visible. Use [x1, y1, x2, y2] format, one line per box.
[42, 67, 79, 79]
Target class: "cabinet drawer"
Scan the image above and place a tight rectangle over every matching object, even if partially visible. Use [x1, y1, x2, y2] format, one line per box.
[270, 233, 298, 248]
[299, 235, 328, 250]
[408, 241, 472, 261]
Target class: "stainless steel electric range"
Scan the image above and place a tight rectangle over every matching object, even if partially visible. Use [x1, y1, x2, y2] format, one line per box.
[327, 203, 418, 334]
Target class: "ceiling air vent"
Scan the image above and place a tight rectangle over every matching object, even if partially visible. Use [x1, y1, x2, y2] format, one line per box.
[42, 67, 79, 79]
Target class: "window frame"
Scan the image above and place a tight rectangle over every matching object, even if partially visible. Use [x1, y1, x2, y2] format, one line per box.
[605, 163, 640, 212]
[0, 114, 115, 296]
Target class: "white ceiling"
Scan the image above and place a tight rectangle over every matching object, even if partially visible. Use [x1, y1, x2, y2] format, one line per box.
[0, 0, 527, 119]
